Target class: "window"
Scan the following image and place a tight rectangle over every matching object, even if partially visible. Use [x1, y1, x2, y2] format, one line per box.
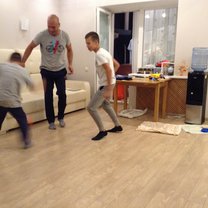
[142, 8, 177, 66]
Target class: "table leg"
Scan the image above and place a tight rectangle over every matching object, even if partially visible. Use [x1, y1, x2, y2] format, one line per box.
[154, 84, 160, 122]
[113, 84, 118, 113]
[124, 85, 128, 109]
[162, 82, 168, 118]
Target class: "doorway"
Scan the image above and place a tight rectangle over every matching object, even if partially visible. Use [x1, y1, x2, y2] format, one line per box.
[114, 12, 133, 101]
[114, 12, 133, 65]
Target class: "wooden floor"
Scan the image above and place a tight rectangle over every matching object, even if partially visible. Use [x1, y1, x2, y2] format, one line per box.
[0, 109, 208, 208]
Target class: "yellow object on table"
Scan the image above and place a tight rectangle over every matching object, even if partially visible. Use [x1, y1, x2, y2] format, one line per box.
[149, 73, 164, 80]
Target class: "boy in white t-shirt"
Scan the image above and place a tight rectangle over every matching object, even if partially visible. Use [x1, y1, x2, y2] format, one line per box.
[85, 32, 123, 141]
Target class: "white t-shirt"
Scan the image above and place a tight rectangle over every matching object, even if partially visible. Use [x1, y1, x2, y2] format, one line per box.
[95, 48, 116, 86]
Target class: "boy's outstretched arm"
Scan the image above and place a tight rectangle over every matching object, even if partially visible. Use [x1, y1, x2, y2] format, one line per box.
[113, 58, 120, 72]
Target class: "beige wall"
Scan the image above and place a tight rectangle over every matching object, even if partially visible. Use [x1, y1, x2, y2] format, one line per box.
[60, 0, 96, 89]
[175, 0, 208, 73]
[0, 0, 59, 48]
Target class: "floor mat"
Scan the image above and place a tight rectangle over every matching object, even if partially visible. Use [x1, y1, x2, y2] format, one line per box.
[137, 121, 182, 135]
[118, 108, 148, 118]
[182, 125, 208, 134]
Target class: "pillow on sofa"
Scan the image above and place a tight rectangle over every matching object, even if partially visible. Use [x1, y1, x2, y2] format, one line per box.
[31, 74, 43, 92]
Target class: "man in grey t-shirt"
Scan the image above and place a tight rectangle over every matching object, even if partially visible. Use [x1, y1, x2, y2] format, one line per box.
[0, 52, 34, 149]
[22, 14, 74, 130]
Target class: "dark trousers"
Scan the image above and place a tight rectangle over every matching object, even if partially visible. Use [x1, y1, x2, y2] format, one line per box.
[40, 68, 67, 123]
[0, 106, 29, 144]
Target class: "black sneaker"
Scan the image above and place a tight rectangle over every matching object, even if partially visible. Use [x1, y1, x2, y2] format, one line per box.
[107, 126, 123, 133]
[91, 131, 107, 141]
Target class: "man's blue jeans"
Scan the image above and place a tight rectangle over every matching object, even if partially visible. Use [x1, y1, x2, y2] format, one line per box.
[40, 68, 67, 123]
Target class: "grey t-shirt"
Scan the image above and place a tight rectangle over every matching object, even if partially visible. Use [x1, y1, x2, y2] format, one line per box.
[0, 63, 34, 108]
[33, 30, 70, 71]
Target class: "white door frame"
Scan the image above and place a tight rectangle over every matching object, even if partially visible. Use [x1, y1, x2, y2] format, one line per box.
[125, 10, 143, 109]
[96, 7, 113, 52]
[132, 10, 144, 71]
[95, 7, 113, 92]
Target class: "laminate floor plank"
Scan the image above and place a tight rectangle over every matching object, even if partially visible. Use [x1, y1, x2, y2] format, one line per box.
[0, 109, 208, 208]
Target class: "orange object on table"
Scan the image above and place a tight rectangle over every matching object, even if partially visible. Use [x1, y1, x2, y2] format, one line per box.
[117, 84, 124, 100]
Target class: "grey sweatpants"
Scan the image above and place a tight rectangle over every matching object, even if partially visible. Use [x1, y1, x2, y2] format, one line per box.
[87, 86, 121, 131]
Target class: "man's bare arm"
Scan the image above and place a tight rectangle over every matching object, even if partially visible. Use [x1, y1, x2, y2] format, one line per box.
[66, 43, 74, 74]
[22, 41, 38, 65]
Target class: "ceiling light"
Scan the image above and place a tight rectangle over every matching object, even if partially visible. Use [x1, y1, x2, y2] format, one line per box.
[145, 14, 150, 19]
[162, 13, 166, 18]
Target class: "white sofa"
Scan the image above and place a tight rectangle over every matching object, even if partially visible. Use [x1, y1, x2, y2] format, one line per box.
[0, 49, 90, 133]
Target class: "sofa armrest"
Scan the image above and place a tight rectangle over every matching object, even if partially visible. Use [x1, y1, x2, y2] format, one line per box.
[66, 80, 90, 105]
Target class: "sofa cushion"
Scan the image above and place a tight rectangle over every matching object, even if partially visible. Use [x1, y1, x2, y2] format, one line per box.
[52, 89, 87, 108]
[30, 73, 43, 91]
[24, 50, 41, 74]
[0, 49, 15, 62]
[22, 91, 44, 113]
[6, 92, 44, 119]
[66, 89, 87, 104]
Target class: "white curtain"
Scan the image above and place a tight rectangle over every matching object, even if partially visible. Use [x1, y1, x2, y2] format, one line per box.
[143, 8, 177, 66]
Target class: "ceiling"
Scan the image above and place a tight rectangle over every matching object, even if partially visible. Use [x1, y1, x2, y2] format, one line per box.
[102, 0, 178, 13]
